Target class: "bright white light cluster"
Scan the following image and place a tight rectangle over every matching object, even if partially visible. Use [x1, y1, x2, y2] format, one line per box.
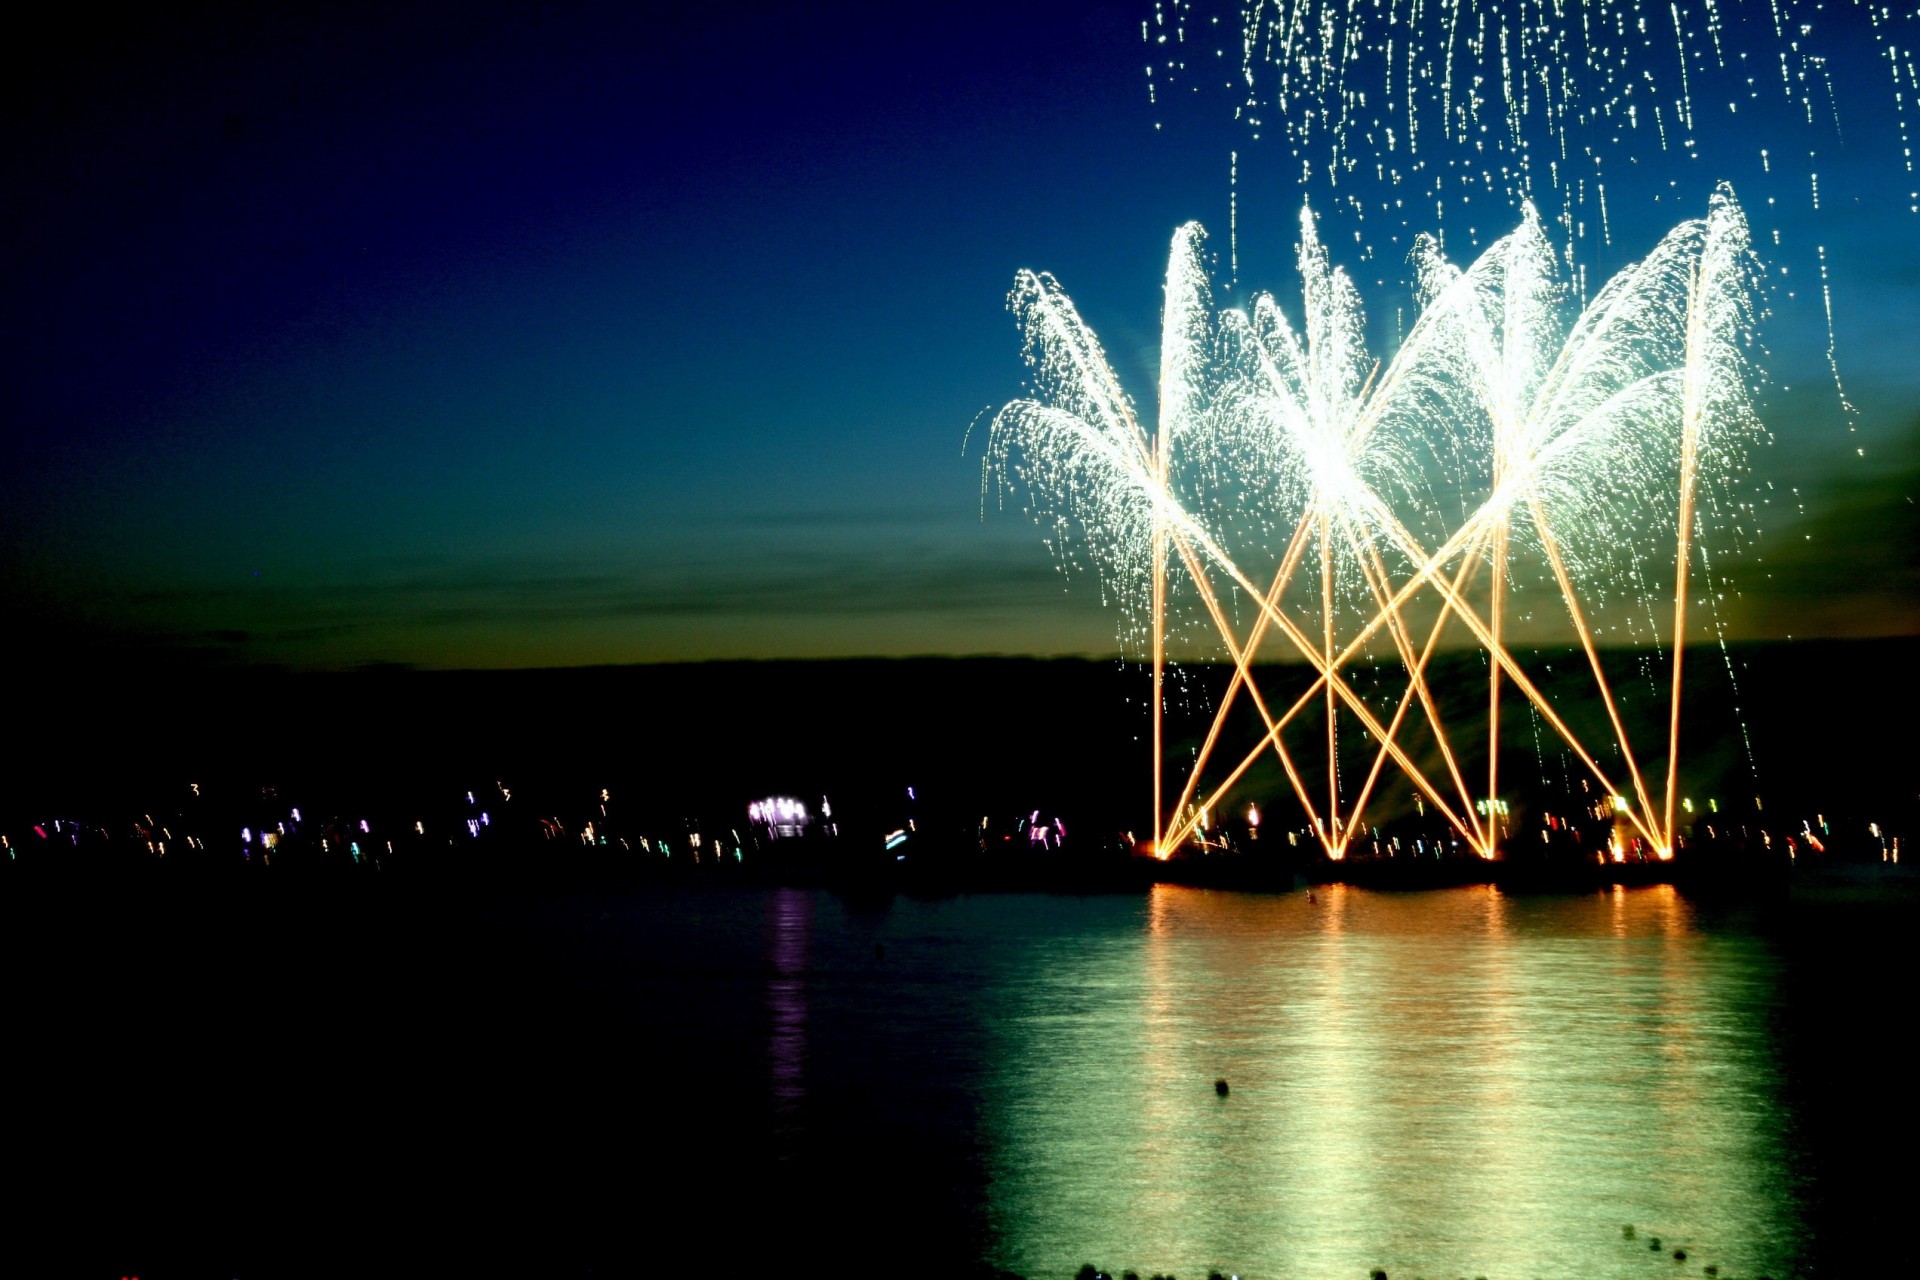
[991, 186, 1759, 651]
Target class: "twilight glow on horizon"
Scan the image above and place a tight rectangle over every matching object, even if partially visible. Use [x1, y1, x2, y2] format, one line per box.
[3, 0, 1914, 671]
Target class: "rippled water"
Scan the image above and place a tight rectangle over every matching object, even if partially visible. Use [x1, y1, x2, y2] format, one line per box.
[25, 877, 1891, 1277]
[975, 884, 1798, 1279]
[598, 883, 1817, 1276]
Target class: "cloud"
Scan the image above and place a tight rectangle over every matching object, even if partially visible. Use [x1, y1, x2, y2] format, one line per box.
[86, 523, 1116, 667]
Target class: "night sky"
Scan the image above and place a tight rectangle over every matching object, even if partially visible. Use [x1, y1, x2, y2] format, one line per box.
[6, 1, 1916, 671]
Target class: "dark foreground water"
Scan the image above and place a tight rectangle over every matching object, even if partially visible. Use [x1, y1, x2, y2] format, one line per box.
[9, 875, 1915, 1278]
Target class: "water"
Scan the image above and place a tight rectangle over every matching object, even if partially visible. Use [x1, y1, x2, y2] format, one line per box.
[12, 877, 1908, 1277]
[979, 885, 1799, 1278]
[529, 881, 1854, 1277]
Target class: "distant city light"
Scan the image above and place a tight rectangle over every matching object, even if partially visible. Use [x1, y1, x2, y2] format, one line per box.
[751, 796, 812, 839]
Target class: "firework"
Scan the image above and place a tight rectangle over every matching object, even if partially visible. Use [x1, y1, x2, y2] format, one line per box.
[989, 188, 1761, 858]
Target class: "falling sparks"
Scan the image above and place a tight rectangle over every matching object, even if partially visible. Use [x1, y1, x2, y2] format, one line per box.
[1152, 0, 1904, 214]
[1145, 1, 1919, 261]
[1143, 0, 1916, 444]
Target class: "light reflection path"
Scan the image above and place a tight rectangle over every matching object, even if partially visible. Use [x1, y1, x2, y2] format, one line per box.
[766, 887, 810, 1154]
[985, 885, 1798, 1279]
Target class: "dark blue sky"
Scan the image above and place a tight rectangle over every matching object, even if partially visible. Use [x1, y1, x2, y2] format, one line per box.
[5, 1, 1915, 669]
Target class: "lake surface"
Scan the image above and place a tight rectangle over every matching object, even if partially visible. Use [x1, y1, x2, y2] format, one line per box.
[12, 876, 1910, 1277]
[976, 885, 1797, 1279]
